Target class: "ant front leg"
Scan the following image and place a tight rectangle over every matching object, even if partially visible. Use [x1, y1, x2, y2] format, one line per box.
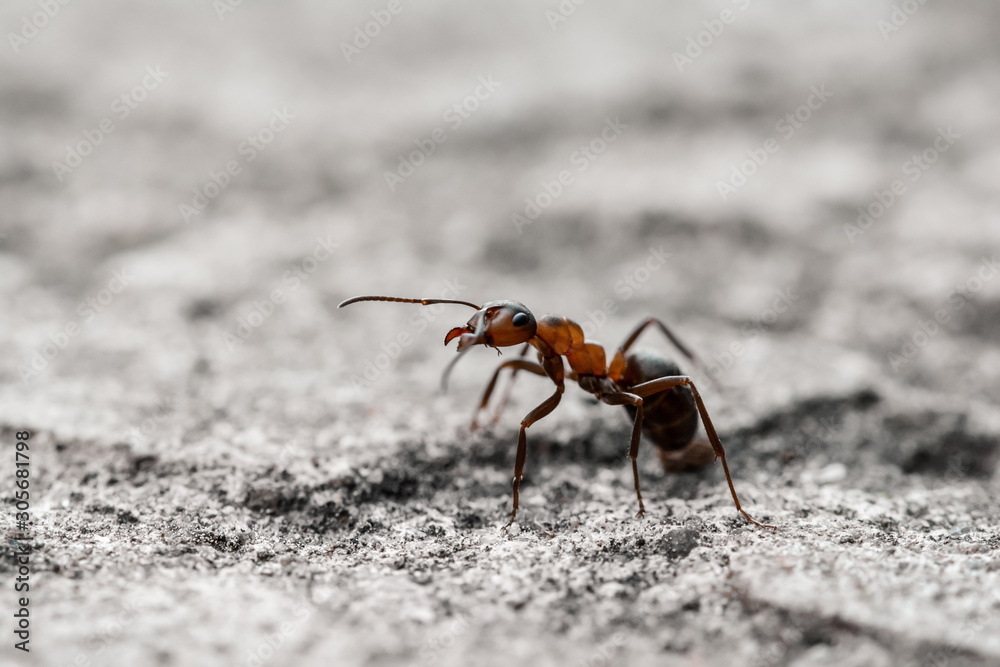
[602, 392, 646, 518]
[630, 375, 775, 530]
[504, 355, 566, 531]
[504, 385, 563, 530]
[471, 346, 540, 432]
[487, 343, 532, 426]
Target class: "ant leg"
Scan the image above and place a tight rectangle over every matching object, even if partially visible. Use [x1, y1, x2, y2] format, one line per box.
[629, 375, 775, 530]
[601, 391, 646, 518]
[619, 317, 700, 359]
[480, 343, 532, 429]
[470, 358, 546, 431]
[504, 386, 564, 530]
[617, 318, 715, 384]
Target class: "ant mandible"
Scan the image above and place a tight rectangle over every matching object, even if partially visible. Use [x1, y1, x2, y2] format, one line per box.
[339, 294, 774, 531]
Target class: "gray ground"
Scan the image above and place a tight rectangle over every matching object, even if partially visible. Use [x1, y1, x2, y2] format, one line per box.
[2, 2, 1000, 666]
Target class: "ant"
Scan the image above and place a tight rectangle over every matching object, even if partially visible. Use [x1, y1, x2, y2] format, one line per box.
[339, 295, 774, 530]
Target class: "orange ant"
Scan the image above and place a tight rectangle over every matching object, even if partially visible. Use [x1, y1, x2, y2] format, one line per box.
[339, 295, 774, 530]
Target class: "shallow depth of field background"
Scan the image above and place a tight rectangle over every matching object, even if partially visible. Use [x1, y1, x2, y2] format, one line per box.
[2, 2, 1000, 666]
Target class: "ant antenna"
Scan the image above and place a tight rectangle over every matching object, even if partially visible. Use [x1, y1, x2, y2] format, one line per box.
[339, 294, 486, 391]
[338, 295, 481, 310]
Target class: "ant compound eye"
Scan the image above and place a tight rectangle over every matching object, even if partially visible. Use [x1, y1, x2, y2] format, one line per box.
[512, 312, 530, 327]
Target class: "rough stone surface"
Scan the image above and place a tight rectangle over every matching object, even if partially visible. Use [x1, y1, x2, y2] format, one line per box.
[2, 2, 1000, 666]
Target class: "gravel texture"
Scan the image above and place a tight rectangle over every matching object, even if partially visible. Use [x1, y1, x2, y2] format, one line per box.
[2, 2, 1000, 666]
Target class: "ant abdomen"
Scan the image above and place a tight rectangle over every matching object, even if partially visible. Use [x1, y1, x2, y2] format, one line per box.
[620, 350, 699, 452]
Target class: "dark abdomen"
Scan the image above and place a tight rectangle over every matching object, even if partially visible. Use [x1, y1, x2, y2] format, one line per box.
[619, 350, 698, 451]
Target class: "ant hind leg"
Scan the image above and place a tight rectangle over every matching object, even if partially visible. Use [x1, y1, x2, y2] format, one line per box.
[629, 375, 775, 530]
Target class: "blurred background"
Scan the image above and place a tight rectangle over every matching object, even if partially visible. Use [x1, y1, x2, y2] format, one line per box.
[2, 2, 1000, 666]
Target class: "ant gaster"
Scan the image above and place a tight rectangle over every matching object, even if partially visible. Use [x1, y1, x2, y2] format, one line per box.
[339, 295, 774, 530]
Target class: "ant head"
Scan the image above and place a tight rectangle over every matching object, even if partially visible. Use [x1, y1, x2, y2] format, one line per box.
[444, 300, 537, 351]
[336, 293, 536, 390]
